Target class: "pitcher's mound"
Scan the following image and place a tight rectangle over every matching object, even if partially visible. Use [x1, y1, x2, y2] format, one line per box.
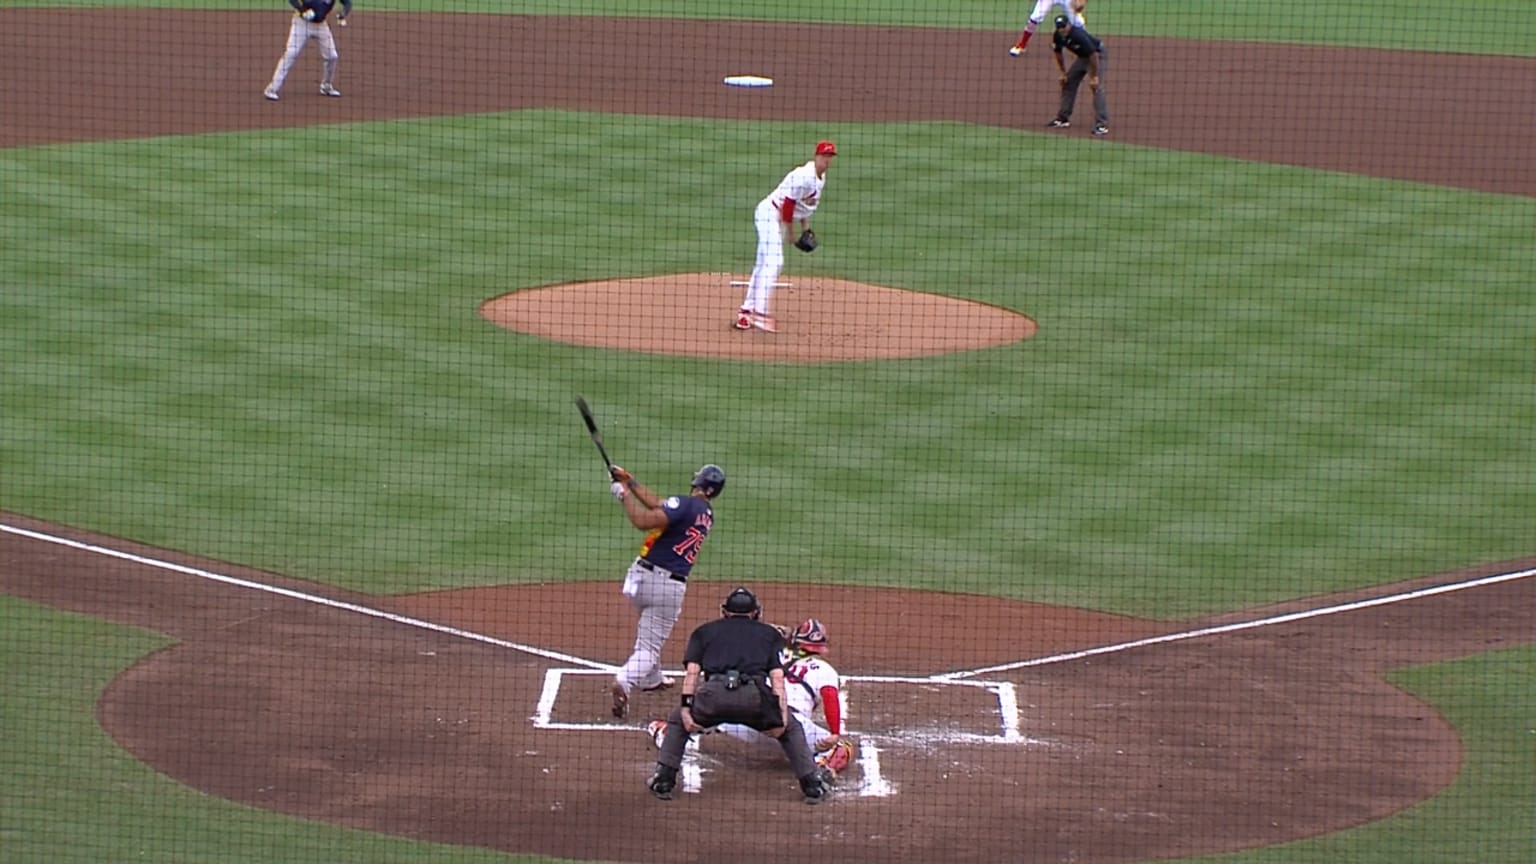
[480, 273, 1036, 362]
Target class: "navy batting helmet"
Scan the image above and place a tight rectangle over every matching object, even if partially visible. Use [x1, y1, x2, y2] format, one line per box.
[1054, 14, 1071, 28]
[721, 587, 761, 617]
[692, 464, 726, 498]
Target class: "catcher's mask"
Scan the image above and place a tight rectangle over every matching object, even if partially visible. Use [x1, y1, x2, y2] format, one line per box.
[692, 464, 726, 498]
[791, 618, 829, 654]
[721, 587, 761, 619]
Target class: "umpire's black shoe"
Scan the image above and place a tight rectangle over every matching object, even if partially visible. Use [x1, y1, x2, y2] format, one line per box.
[799, 771, 831, 805]
[648, 765, 677, 800]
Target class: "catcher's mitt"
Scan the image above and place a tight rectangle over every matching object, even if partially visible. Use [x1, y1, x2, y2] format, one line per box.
[815, 738, 857, 777]
[794, 229, 818, 253]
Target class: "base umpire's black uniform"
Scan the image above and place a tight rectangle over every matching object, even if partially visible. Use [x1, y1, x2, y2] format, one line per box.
[649, 588, 831, 804]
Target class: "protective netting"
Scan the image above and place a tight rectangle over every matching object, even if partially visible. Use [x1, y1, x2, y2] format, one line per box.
[2, 2, 1533, 863]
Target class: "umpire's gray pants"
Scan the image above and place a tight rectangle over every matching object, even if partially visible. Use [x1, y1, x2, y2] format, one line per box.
[1058, 46, 1109, 127]
[657, 709, 819, 781]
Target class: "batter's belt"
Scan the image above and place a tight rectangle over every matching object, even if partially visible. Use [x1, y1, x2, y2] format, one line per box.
[634, 557, 687, 583]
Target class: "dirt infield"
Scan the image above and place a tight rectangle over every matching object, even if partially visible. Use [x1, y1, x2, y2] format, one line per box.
[3, 515, 1534, 862]
[481, 273, 1036, 360]
[3, 11, 1534, 197]
[5, 8, 1536, 862]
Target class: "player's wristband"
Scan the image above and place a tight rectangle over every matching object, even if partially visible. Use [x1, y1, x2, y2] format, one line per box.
[680, 694, 694, 708]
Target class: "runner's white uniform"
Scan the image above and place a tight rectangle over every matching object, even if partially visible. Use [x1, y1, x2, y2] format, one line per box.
[1030, 0, 1084, 28]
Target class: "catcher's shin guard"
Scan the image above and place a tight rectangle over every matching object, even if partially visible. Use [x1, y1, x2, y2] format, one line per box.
[815, 739, 856, 777]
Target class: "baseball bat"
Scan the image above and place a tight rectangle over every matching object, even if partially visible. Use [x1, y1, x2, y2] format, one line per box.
[573, 396, 616, 474]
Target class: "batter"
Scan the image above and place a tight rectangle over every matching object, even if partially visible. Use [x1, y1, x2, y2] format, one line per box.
[607, 463, 725, 719]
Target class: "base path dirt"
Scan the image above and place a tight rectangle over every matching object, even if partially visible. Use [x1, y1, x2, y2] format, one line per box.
[3, 515, 1534, 862]
[2, 11, 1533, 197]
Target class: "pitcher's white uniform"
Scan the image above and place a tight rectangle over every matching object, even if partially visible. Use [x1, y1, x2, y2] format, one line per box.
[737, 140, 836, 332]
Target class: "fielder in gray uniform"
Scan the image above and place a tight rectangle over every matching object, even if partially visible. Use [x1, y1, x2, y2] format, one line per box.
[607, 463, 725, 719]
[264, 0, 351, 101]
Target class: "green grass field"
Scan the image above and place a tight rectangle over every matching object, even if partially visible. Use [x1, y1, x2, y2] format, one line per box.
[1, 2, 1532, 862]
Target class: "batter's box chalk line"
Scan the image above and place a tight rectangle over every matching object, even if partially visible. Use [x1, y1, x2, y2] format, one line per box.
[530, 668, 1042, 797]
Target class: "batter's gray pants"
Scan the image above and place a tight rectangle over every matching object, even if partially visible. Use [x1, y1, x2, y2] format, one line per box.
[616, 560, 686, 693]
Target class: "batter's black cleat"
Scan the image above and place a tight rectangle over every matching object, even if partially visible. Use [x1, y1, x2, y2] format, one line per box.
[610, 682, 629, 719]
[648, 765, 677, 800]
[799, 770, 831, 805]
[1046, 118, 1071, 128]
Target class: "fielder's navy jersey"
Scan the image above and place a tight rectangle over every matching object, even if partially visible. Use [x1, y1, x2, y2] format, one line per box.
[637, 495, 713, 577]
[290, 0, 350, 23]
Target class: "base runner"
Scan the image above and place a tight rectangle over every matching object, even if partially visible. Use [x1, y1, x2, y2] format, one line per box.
[1008, 0, 1085, 56]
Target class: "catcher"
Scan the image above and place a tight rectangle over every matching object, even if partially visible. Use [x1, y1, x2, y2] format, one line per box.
[657, 617, 856, 779]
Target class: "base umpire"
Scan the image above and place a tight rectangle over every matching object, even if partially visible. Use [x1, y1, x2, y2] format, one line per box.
[647, 587, 833, 804]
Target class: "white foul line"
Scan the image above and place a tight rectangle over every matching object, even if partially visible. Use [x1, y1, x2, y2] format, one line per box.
[17, 520, 1529, 687]
[935, 566, 1536, 680]
[0, 523, 613, 672]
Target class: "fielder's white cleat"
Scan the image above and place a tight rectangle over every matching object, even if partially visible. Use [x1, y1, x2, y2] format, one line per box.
[263, 88, 280, 101]
[734, 311, 752, 330]
[320, 83, 342, 97]
[1008, 44, 1024, 56]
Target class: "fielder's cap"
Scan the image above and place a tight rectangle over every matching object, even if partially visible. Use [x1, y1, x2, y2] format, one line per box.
[815, 140, 838, 156]
[1054, 14, 1071, 27]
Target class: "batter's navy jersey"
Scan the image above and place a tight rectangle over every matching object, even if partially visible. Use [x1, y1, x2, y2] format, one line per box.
[638, 495, 713, 577]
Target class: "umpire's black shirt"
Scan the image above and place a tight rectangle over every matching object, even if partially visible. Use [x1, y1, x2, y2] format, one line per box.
[684, 617, 784, 677]
[1053, 25, 1103, 58]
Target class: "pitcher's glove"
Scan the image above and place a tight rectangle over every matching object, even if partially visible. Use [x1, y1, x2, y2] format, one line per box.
[794, 229, 818, 253]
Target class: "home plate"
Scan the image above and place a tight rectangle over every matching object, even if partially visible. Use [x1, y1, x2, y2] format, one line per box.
[723, 75, 773, 88]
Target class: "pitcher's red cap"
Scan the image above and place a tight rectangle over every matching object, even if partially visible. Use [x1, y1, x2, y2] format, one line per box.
[815, 140, 838, 156]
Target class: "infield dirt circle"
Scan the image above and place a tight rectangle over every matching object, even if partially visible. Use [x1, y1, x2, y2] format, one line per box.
[3, 8, 1535, 864]
[482, 273, 1037, 361]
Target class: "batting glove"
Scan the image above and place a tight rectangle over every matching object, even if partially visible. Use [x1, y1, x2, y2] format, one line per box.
[611, 481, 628, 502]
